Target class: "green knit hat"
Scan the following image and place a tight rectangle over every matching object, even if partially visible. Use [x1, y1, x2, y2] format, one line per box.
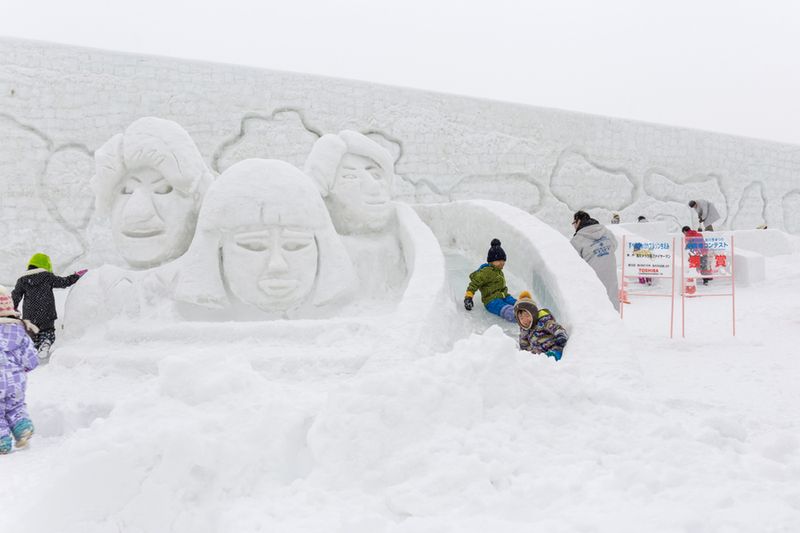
[28, 253, 52, 272]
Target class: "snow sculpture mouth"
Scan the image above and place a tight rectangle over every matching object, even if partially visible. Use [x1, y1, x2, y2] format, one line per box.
[363, 198, 389, 206]
[257, 278, 301, 298]
[121, 227, 165, 238]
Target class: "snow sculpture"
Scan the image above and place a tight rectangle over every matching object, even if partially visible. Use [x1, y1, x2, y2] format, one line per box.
[304, 130, 396, 235]
[175, 159, 357, 316]
[304, 131, 407, 294]
[92, 117, 213, 268]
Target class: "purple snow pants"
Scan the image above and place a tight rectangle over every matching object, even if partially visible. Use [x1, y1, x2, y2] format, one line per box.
[0, 371, 30, 440]
[0, 323, 39, 440]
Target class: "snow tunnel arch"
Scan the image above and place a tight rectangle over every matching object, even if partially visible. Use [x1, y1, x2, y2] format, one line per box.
[414, 200, 619, 332]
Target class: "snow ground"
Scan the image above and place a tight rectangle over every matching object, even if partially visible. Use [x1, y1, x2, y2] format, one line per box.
[2, 250, 800, 532]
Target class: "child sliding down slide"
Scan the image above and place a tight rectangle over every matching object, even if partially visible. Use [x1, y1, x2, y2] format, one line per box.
[463, 239, 517, 322]
[514, 291, 569, 361]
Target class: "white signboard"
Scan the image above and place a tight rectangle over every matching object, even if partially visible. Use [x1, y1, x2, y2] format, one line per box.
[623, 240, 674, 278]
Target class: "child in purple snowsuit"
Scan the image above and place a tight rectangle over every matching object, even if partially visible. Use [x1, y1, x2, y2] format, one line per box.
[0, 285, 39, 453]
[513, 291, 568, 361]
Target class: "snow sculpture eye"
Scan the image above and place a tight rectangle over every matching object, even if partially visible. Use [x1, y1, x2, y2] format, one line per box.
[233, 231, 271, 252]
[236, 240, 269, 252]
[153, 181, 174, 195]
[282, 239, 312, 252]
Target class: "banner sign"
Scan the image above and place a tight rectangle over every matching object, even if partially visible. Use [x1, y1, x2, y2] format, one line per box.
[623, 240, 674, 278]
[683, 233, 731, 277]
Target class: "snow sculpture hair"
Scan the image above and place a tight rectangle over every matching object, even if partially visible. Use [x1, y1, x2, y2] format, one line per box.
[175, 159, 357, 314]
[304, 130, 396, 234]
[92, 117, 213, 268]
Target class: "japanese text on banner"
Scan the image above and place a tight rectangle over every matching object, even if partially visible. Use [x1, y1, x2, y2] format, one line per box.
[624, 240, 673, 278]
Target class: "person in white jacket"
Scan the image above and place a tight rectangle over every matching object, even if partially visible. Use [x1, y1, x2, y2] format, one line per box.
[688, 200, 721, 231]
[570, 210, 619, 311]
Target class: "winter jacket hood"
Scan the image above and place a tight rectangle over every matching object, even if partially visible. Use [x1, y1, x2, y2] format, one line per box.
[572, 222, 613, 243]
[573, 217, 599, 236]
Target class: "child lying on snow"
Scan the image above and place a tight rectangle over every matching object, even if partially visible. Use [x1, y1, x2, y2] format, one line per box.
[514, 291, 568, 361]
[0, 285, 39, 454]
[463, 239, 517, 322]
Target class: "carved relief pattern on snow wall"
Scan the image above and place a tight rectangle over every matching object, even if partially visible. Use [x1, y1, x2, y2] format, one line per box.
[1, 38, 799, 284]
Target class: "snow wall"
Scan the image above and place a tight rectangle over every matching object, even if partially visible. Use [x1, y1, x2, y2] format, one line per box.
[2, 37, 800, 280]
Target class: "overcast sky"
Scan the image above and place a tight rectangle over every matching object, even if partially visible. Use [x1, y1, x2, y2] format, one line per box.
[2, 0, 799, 145]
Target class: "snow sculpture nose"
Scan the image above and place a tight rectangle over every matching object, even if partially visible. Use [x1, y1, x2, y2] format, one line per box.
[360, 170, 382, 194]
[266, 248, 289, 275]
[123, 189, 159, 226]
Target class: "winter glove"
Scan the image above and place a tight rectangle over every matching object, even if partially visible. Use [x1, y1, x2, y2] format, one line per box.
[75, 269, 88, 277]
[463, 296, 474, 311]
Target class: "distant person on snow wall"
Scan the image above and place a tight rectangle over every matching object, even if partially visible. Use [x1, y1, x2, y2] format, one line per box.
[688, 199, 721, 231]
[514, 291, 568, 361]
[12, 253, 87, 364]
[463, 239, 517, 322]
[570, 210, 620, 311]
[0, 285, 39, 454]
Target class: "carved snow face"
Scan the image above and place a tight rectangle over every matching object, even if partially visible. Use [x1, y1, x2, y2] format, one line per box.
[328, 153, 393, 234]
[110, 167, 198, 267]
[221, 226, 318, 311]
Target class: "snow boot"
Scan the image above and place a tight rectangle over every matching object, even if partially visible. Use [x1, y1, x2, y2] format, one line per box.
[12, 419, 34, 448]
[545, 349, 563, 361]
[0, 435, 12, 454]
[37, 340, 52, 365]
[499, 304, 516, 322]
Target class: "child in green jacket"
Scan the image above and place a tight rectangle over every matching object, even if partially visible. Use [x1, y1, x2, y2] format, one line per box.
[463, 239, 517, 322]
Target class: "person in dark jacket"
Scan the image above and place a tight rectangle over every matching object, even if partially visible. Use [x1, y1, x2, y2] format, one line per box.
[11, 253, 86, 363]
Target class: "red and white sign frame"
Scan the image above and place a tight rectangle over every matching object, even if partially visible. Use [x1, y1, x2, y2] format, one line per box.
[680, 232, 736, 337]
[619, 235, 677, 338]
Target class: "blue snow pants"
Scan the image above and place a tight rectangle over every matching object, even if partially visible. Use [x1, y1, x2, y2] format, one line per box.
[485, 295, 517, 322]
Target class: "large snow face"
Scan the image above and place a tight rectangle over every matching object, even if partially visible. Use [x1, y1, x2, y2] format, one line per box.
[176, 159, 356, 314]
[305, 131, 396, 234]
[222, 226, 319, 311]
[92, 118, 213, 268]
